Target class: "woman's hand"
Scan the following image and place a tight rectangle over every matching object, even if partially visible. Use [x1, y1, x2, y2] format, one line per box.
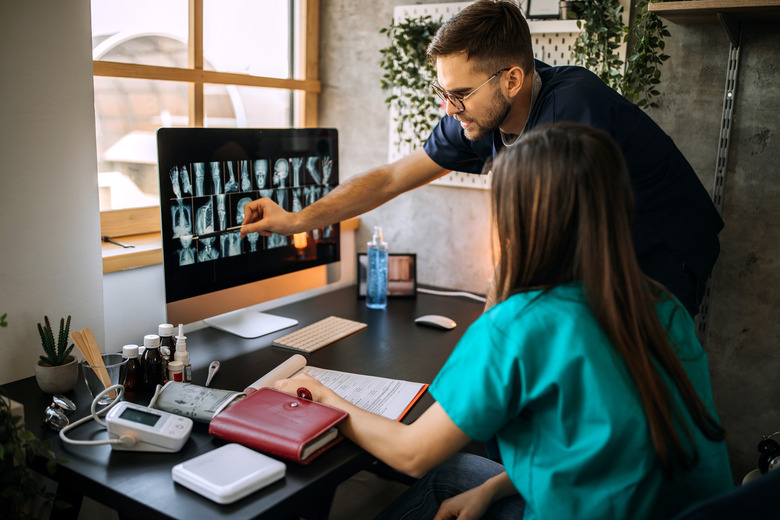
[433, 472, 517, 520]
[274, 373, 331, 403]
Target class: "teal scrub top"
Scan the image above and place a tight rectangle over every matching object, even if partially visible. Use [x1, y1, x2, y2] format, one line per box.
[430, 283, 732, 520]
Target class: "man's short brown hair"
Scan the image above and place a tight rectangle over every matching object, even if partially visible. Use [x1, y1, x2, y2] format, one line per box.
[427, 0, 534, 75]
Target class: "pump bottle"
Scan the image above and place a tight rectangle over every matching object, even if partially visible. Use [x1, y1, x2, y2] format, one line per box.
[366, 226, 389, 309]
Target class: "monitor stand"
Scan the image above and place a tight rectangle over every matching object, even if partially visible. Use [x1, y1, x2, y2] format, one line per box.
[203, 309, 298, 339]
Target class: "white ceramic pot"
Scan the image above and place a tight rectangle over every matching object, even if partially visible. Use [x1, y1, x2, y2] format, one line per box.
[34, 356, 78, 394]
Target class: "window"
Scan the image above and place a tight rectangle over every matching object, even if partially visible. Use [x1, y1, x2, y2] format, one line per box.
[92, 0, 320, 216]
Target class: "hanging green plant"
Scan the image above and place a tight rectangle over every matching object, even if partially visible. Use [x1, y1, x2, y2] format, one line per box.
[379, 15, 443, 151]
[570, 0, 670, 108]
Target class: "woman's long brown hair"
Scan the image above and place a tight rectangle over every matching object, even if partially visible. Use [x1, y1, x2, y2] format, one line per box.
[491, 123, 725, 474]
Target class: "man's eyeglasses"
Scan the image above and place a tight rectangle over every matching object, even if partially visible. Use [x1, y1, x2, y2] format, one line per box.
[431, 68, 511, 112]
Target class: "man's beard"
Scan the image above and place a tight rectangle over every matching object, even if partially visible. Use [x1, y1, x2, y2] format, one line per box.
[457, 90, 512, 141]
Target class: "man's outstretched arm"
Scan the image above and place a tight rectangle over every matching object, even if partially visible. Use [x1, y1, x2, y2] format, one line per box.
[241, 148, 447, 237]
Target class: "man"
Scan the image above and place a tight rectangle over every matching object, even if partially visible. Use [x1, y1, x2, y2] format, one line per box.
[241, 0, 723, 317]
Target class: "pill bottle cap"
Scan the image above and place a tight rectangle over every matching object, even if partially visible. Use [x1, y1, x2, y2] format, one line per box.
[168, 361, 184, 371]
[122, 344, 139, 358]
[158, 323, 174, 336]
[143, 334, 160, 348]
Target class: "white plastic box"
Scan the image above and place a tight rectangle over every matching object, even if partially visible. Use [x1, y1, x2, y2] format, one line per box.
[172, 443, 286, 504]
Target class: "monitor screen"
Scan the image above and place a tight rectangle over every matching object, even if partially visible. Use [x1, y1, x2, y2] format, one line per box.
[157, 127, 340, 338]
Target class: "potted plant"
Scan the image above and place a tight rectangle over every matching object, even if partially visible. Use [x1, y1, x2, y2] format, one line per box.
[34, 316, 78, 394]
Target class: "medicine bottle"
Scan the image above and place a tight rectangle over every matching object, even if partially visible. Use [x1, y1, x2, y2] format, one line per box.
[174, 324, 191, 383]
[122, 344, 143, 391]
[366, 226, 389, 309]
[167, 360, 184, 382]
[158, 323, 175, 382]
[142, 334, 164, 391]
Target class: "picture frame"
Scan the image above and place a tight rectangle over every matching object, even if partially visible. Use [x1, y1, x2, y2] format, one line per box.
[527, 0, 560, 19]
[357, 253, 417, 298]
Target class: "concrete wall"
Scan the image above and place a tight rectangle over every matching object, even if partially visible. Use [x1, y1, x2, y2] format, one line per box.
[319, 1, 780, 482]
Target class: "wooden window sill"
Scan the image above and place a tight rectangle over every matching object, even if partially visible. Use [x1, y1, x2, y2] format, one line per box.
[102, 217, 361, 274]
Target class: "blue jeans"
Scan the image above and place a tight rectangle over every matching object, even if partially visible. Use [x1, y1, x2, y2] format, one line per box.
[374, 453, 526, 520]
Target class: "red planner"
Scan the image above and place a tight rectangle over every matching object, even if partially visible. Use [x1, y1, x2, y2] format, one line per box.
[208, 387, 348, 464]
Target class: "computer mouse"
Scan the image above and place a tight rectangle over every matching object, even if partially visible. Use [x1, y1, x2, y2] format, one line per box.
[414, 315, 457, 330]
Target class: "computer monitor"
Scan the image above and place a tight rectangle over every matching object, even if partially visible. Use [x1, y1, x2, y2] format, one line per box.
[156, 127, 340, 338]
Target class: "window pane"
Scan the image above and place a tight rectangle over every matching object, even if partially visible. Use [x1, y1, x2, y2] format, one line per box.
[92, 0, 188, 66]
[95, 77, 188, 211]
[203, 0, 296, 79]
[205, 85, 293, 128]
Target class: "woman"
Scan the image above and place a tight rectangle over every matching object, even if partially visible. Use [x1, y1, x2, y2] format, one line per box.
[276, 123, 732, 519]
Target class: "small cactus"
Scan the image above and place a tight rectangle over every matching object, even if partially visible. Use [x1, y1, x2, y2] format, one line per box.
[37, 315, 75, 366]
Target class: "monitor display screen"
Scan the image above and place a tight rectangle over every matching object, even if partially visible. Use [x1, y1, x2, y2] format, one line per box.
[157, 128, 340, 335]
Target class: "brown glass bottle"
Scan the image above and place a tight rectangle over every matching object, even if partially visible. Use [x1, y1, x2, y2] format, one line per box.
[122, 344, 143, 391]
[142, 334, 164, 391]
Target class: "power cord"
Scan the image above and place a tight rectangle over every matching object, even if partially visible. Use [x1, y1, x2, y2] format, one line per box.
[59, 384, 158, 448]
[417, 287, 487, 303]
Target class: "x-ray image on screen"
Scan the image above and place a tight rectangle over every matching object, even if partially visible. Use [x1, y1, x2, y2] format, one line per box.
[171, 200, 192, 239]
[273, 158, 289, 189]
[216, 194, 227, 231]
[157, 127, 340, 309]
[304, 185, 321, 206]
[234, 195, 253, 227]
[291, 188, 303, 213]
[254, 159, 269, 190]
[210, 161, 222, 194]
[220, 231, 242, 257]
[305, 156, 321, 185]
[275, 187, 289, 212]
[176, 235, 196, 266]
[224, 161, 239, 193]
[180, 165, 192, 196]
[193, 162, 206, 196]
[321, 156, 334, 185]
[194, 197, 214, 236]
[239, 160, 252, 191]
[198, 237, 219, 262]
[291, 157, 303, 188]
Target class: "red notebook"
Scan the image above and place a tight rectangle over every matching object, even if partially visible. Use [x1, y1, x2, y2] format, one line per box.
[208, 387, 348, 464]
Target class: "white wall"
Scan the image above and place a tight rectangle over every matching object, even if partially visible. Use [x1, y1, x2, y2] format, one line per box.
[0, 0, 105, 385]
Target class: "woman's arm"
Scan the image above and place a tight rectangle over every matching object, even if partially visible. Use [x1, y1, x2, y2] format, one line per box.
[275, 373, 470, 477]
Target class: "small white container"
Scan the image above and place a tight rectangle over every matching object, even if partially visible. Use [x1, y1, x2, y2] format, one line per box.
[172, 443, 286, 504]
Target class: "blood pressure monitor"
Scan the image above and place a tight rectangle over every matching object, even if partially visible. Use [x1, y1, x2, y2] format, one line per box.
[106, 401, 193, 452]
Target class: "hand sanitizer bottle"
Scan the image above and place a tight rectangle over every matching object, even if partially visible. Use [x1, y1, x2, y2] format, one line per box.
[366, 226, 389, 309]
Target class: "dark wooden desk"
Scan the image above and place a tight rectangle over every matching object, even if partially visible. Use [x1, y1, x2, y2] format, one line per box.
[3, 286, 484, 520]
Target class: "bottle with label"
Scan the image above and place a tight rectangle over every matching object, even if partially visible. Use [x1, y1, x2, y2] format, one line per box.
[122, 344, 143, 392]
[142, 334, 164, 391]
[366, 226, 389, 309]
[167, 360, 184, 382]
[174, 324, 192, 383]
[158, 323, 175, 383]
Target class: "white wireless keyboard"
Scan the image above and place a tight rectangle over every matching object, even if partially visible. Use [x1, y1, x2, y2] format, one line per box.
[271, 316, 367, 353]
